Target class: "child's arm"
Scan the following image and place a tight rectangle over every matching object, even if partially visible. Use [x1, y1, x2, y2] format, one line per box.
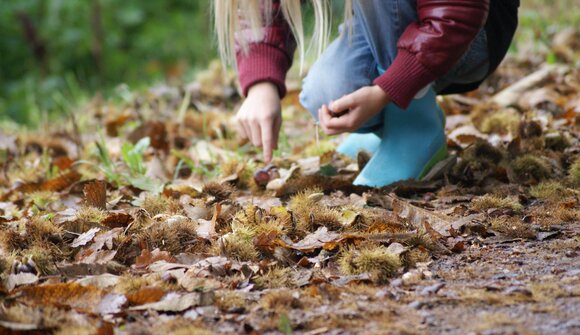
[235, 1, 296, 162]
[320, 0, 490, 135]
[373, 0, 490, 109]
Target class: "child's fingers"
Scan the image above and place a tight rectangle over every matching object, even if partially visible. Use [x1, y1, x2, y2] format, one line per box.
[261, 122, 275, 162]
[319, 105, 339, 135]
[273, 117, 282, 150]
[249, 122, 262, 148]
[235, 117, 250, 140]
[329, 94, 356, 115]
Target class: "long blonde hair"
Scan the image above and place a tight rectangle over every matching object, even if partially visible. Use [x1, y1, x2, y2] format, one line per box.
[214, 0, 353, 73]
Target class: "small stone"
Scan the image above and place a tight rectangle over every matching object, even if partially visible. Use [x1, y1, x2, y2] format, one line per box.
[402, 270, 423, 286]
[419, 282, 445, 296]
[409, 300, 425, 310]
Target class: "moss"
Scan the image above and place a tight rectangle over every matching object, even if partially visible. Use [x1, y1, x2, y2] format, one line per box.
[472, 194, 523, 212]
[254, 267, 294, 289]
[1, 304, 66, 330]
[76, 206, 108, 225]
[509, 155, 551, 183]
[452, 143, 502, 184]
[202, 181, 234, 201]
[339, 244, 401, 284]
[217, 232, 259, 262]
[401, 247, 431, 269]
[518, 120, 543, 139]
[22, 245, 59, 275]
[528, 282, 567, 302]
[490, 217, 536, 239]
[170, 327, 214, 335]
[0, 252, 16, 275]
[114, 275, 152, 294]
[544, 132, 570, 151]
[137, 218, 200, 254]
[219, 159, 256, 190]
[529, 180, 570, 200]
[479, 109, 521, 135]
[0, 228, 28, 252]
[261, 289, 301, 311]
[568, 158, 580, 188]
[215, 290, 248, 313]
[26, 216, 62, 245]
[465, 141, 505, 164]
[303, 140, 336, 157]
[289, 189, 341, 233]
[141, 194, 182, 216]
[28, 191, 59, 211]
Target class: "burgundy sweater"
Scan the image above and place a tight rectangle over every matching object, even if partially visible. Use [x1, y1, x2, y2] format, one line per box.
[236, 0, 491, 109]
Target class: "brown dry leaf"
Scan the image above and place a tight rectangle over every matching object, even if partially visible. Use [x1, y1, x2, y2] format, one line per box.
[75, 274, 120, 288]
[1, 171, 82, 201]
[101, 212, 133, 228]
[132, 248, 177, 270]
[41, 170, 82, 192]
[129, 292, 213, 312]
[16, 283, 104, 313]
[105, 112, 133, 137]
[83, 180, 107, 210]
[74, 228, 123, 263]
[97, 293, 127, 315]
[280, 227, 342, 253]
[4, 273, 39, 292]
[381, 194, 453, 237]
[128, 121, 170, 152]
[52, 156, 75, 171]
[188, 256, 231, 278]
[71, 227, 100, 248]
[196, 203, 220, 239]
[448, 125, 488, 148]
[75, 250, 117, 264]
[127, 287, 166, 305]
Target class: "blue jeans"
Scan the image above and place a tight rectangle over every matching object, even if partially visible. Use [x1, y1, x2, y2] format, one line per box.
[299, 0, 489, 132]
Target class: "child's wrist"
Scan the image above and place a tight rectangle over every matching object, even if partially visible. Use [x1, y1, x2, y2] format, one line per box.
[372, 85, 390, 106]
[248, 81, 279, 98]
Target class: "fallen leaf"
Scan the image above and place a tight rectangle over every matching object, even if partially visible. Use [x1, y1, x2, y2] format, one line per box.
[381, 194, 453, 237]
[129, 292, 213, 312]
[127, 287, 166, 305]
[4, 272, 39, 291]
[133, 248, 177, 270]
[16, 283, 104, 313]
[280, 227, 342, 253]
[83, 180, 107, 210]
[101, 212, 133, 228]
[71, 227, 101, 248]
[76, 274, 120, 288]
[97, 293, 127, 315]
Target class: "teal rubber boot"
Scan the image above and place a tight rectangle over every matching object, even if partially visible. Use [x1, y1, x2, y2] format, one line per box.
[353, 88, 447, 187]
[336, 131, 382, 160]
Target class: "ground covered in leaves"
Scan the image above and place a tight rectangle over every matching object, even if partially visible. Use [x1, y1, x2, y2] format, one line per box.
[1, 29, 579, 335]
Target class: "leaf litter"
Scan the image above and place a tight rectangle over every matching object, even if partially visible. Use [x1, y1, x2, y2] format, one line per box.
[1, 32, 579, 335]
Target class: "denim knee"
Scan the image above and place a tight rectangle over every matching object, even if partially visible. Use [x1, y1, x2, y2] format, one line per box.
[299, 69, 345, 121]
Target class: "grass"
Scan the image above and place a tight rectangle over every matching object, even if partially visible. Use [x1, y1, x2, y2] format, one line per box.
[472, 194, 523, 212]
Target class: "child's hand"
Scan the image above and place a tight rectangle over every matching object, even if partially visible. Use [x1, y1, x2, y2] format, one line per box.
[318, 85, 390, 135]
[235, 82, 282, 162]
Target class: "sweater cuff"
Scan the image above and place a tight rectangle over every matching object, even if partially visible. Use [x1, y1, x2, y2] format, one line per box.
[373, 49, 438, 109]
[237, 43, 292, 98]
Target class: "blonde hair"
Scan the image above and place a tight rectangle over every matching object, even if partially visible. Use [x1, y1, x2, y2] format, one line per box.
[214, 0, 353, 73]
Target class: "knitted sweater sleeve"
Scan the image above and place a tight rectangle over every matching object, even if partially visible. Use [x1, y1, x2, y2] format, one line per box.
[236, 1, 296, 98]
[373, 0, 490, 109]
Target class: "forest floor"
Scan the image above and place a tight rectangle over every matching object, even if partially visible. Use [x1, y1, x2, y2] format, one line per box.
[0, 25, 579, 335]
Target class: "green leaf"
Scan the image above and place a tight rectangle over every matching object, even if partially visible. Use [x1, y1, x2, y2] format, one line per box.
[320, 164, 337, 177]
[126, 174, 163, 194]
[278, 313, 292, 335]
